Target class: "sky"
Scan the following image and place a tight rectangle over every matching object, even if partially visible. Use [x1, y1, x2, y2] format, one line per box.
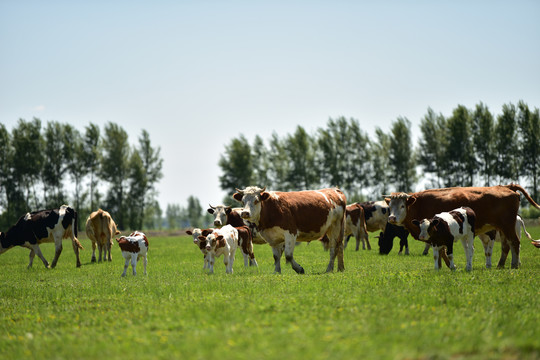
[1, 0, 539, 212]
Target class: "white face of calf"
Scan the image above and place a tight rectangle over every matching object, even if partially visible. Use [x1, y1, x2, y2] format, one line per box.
[233, 186, 269, 223]
[414, 219, 436, 241]
[187, 228, 203, 244]
[200, 233, 224, 251]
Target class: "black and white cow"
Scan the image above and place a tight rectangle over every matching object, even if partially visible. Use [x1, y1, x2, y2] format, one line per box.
[376, 222, 410, 255]
[0, 205, 83, 268]
[412, 206, 476, 271]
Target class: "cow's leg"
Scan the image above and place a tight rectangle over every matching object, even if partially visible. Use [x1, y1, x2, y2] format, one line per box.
[272, 244, 284, 274]
[26, 246, 36, 268]
[445, 242, 456, 270]
[248, 241, 258, 267]
[433, 246, 440, 270]
[143, 254, 147, 275]
[49, 234, 64, 268]
[284, 233, 304, 274]
[71, 237, 82, 268]
[400, 236, 410, 255]
[131, 255, 138, 276]
[121, 256, 129, 276]
[29, 244, 50, 268]
[423, 243, 430, 256]
[106, 242, 112, 262]
[357, 235, 362, 251]
[208, 253, 215, 274]
[363, 231, 371, 250]
[478, 233, 495, 269]
[343, 234, 350, 249]
[497, 236, 511, 269]
[91, 240, 97, 262]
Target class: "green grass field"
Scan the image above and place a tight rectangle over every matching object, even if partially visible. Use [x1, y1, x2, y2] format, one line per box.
[1, 228, 539, 360]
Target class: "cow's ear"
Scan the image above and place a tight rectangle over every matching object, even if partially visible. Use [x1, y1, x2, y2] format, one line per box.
[216, 235, 224, 241]
[233, 192, 243, 202]
[411, 219, 420, 227]
[207, 208, 215, 214]
[186, 230, 193, 235]
[406, 196, 417, 206]
[198, 236, 206, 241]
[225, 207, 232, 214]
[261, 192, 271, 201]
[432, 219, 440, 228]
[202, 229, 211, 236]
[384, 197, 391, 205]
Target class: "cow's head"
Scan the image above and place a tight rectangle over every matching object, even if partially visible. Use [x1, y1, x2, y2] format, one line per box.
[232, 186, 270, 223]
[0, 232, 6, 254]
[207, 205, 232, 227]
[187, 228, 203, 244]
[385, 193, 416, 225]
[199, 233, 224, 251]
[411, 218, 438, 241]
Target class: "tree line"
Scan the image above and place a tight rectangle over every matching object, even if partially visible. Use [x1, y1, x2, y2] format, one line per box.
[218, 101, 540, 216]
[0, 119, 164, 230]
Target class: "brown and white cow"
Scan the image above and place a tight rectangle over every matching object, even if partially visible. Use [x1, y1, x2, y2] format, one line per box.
[343, 203, 369, 251]
[412, 207, 476, 271]
[116, 231, 149, 276]
[233, 186, 346, 274]
[186, 228, 214, 270]
[197, 225, 238, 274]
[0, 205, 82, 268]
[385, 184, 540, 269]
[85, 209, 120, 262]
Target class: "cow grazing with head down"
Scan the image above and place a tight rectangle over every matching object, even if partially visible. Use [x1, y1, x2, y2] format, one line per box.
[85, 209, 120, 262]
[116, 231, 149, 276]
[412, 207, 476, 271]
[197, 225, 238, 274]
[376, 222, 410, 255]
[385, 184, 540, 269]
[0, 205, 82, 268]
[233, 186, 347, 274]
[186, 228, 214, 269]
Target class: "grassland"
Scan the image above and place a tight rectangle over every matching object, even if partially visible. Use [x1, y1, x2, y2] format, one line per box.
[1, 228, 539, 360]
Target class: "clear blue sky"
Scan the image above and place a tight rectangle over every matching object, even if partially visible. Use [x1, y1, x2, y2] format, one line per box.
[1, 0, 539, 211]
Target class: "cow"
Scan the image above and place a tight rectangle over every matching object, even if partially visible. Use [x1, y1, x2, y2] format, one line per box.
[116, 231, 149, 276]
[233, 186, 346, 274]
[85, 209, 120, 262]
[186, 228, 213, 269]
[384, 184, 540, 269]
[0, 205, 82, 268]
[207, 204, 261, 267]
[343, 203, 369, 251]
[197, 225, 238, 274]
[376, 222, 410, 255]
[412, 207, 476, 271]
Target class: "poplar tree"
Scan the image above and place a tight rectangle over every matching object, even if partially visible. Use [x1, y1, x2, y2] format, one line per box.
[517, 101, 540, 199]
[417, 108, 447, 188]
[389, 117, 416, 192]
[472, 103, 495, 186]
[494, 103, 519, 184]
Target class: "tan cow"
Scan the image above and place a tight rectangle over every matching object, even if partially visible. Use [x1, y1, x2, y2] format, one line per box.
[233, 186, 346, 274]
[86, 209, 120, 262]
[385, 184, 540, 269]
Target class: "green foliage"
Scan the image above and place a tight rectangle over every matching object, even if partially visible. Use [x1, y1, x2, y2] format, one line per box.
[389, 117, 416, 192]
[517, 102, 540, 200]
[494, 104, 520, 183]
[0, 231, 538, 360]
[418, 108, 447, 188]
[219, 135, 253, 193]
[472, 103, 496, 186]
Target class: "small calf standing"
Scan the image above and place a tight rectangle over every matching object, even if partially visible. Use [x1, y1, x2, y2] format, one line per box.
[198, 225, 238, 274]
[186, 228, 213, 269]
[412, 207, 476, 271]
[116, 231, 149, 276]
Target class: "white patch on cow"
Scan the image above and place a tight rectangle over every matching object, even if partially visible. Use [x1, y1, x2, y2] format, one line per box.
[417, 219, 432, 241]
[24, 213, 31, 221]
[59, 204, 68, 217]
[316, 191, 330, 203]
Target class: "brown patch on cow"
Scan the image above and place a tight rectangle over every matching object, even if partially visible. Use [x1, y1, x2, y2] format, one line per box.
[117, 237, 140, 253]
[449, 210, 465, 234]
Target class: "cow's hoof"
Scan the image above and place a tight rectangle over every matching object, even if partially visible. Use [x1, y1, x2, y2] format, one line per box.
[91, 258, 96, 263]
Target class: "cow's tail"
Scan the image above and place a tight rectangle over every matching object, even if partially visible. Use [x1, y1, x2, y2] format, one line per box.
[516, 215, 540, 248]
[506, 183, 540, 210]
[72, 208, 83, 250]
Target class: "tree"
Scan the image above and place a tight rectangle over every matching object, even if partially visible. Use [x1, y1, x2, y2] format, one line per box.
[218, 135, 253, 193]
[388, 117, 416, 192]
[64, 125, 87, 218]
[443, 105, 476, 187]
[267, 132, 290, 190]
[285, 126, 319, 190]
[471, 103, 495, 186]
[42, 121, 68, 208]
[186, 195, 204, 228]
[101, 122, 130, 229]
[417, 108, 447, 188]
[126, 151, 146, 229]
[251, 135, 271, 189]
[494, 103, 519, 184]
[371, 128, 392, 197]
[517, 101, 540, 200]
[83, 123, 101, 212]
[166, 203, 183, 229]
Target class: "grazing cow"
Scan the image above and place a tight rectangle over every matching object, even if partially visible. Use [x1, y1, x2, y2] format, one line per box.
[412, 207, 476, 271]
[233, 186, 346, 274]
[207, 204, 261, 267]
[377, 222, 410, 255]
[0, 205, 82, 268]
[186, 228, 213, 269]
[385, 184, 540, 269]
[85, 209, 120, 262]
[198, 225, 238, 274]
[116, 231, 149, 276]
[343, 203, 369, 251]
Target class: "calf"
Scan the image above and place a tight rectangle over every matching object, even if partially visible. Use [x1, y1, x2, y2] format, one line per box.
[343, 203, 369, 251]
[186, 228, 213, 269]
[377, 222, 410, 255]
[116, 231, 149, 276]
[0, 205, 82, 268]
[85, 209, 120, 262]
[412, 207, 476, 271]
[198, 225, 238, 274]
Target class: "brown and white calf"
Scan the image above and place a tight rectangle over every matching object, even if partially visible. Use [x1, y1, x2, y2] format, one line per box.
[385, 184, 540, 269]
[186, 228, 214, 269]
[86, 209, 120, 262]
[116, 231, 149, 276]
[233, 186, 346, 274]
[412, 207, 476, 271]
[197, 225, 238, 274]
[0, 205, 82, 268]
[343, 203, 369, 251]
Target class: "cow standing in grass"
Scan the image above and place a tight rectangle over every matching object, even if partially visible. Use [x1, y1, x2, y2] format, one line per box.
[117, 231, 149, 276]
[186, 228, 213, 269]
[233, 186, 346, 274]
[86, 209, 120, 262]
[198, 225, 238, 274]
[0, 205, 82, 268]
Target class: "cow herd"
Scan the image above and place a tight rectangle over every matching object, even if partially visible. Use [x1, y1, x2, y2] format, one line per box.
[1, 183, 540, 275]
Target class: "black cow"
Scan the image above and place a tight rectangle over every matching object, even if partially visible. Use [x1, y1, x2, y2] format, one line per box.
[0, 205, 83, 268]
[377, 222, 410, 255]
